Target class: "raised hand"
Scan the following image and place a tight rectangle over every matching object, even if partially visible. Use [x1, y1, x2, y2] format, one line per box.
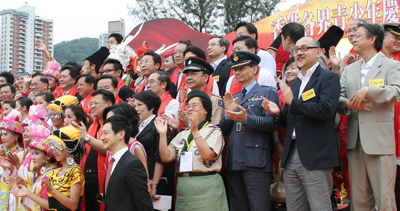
[154, 116, 168, 135]
[225, 105, 247, 122]
[278, 79, 294, 105]
[6, 152, 20, 168]
[127, 97, 135, 107]
[348, 87, 369, 108]
[179, 87, 188, 103]
[223, 92, 238, 112]
[35, 40, 47, 52]
[329, 46, 341, 74]
[161, 114, 180, 131]
[10, 184, 30, 197]
[261, 97, 280, 115]
[345, 53, 357, 65]
[189, 111, 200, 129]
[71, 121, 87, 137]
[8, 176, 19, 190]
[178, 109, 190, 127]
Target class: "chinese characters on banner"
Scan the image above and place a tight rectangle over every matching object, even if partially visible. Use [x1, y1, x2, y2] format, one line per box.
[247, 0, 400, 49]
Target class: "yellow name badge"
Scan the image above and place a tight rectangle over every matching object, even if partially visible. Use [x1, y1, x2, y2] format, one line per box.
[369, 78, 384, 87]
[212, 75, 220, 82]
[301, 88, 316, 101]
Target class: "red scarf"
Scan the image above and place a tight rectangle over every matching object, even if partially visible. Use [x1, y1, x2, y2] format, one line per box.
[117, 78, 124, 91]
[53, 86, 78, 99]
[80, 118, 105, 211]
[170, 67, 186, 94]
[158, 92, 174, 115]
[79, 90, 94, 114]
[136, 79, 146, 93]
[115, 95, 123, 104]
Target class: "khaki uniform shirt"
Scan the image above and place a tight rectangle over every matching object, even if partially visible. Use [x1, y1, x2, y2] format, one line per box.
[168, 124, 224, 172]
[210, 95, 224, 125]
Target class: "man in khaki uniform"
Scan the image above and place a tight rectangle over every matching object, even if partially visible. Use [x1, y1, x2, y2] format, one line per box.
[337, 22, 400, 210]
[180, 57, 224, 126]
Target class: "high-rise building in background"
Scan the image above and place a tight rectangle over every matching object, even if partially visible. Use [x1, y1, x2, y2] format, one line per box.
[0, 4, 53, 77]
[99, 19, 125, 48]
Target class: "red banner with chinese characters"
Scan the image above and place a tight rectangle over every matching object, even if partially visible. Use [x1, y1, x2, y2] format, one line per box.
[225, 0, 400, 51]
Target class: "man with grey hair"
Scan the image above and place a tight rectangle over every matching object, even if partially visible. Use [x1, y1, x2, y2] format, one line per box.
[207, 36, 233, 97]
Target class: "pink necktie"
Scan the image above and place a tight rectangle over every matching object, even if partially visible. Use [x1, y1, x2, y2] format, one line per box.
[105, 157, 115, 194]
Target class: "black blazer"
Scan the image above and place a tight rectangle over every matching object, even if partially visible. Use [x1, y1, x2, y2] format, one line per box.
[104, 151, 153, 211]
[212, 59, 233, 97]
[136, 117, 172, 179]
[278, 65, 340, 170]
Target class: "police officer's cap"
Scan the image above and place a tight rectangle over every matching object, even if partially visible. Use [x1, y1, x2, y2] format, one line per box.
[381, 22, 400, 36]
[183, 57, 214, 75]
[230, 51, 261, 69]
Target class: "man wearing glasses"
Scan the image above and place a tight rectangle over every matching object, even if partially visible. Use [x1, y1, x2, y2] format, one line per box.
[207, 36, 232, 97]
[101, 58, 134, 102]
[136, 50, 162, 93]
[263, 36, 340, 210]
[21, 72, 50, 102]
[337, 23, 400, 211]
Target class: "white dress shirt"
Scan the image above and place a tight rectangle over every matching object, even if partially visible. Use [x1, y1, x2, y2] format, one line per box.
[210, 56, 227, 70]
[164, 99, 180, 118]
[360, 53, 379, 86]
[110, 147, 128, 174]
[292, 62, 320, 138]
[257, 49, 277, 78]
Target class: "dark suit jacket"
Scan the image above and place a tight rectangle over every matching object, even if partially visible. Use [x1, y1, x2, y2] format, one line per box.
[212, 59, 233, 97]
[104, 151, 153, 211]
[278, 65, 340, 170]
[136, 117, 172, 179]
[219, 83, 279, 172]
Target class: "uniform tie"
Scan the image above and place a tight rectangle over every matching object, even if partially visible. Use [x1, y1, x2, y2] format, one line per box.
[242, 88, 247, 99]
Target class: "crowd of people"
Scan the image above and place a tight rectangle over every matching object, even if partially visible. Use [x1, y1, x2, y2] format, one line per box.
[0, 17, 399, 211]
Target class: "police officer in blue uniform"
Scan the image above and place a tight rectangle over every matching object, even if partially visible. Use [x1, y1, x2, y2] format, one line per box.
[219, 51, 279, 211]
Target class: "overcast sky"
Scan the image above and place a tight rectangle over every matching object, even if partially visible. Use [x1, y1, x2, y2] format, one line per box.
[1, 0, 306, 44]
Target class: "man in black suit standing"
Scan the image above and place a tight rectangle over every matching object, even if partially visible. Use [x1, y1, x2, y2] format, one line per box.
[101, 115, 153, 211]
[208, 36, 233, 97]
[262, 36, 340, 210]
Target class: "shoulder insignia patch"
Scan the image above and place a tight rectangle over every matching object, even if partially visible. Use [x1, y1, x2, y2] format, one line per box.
[218, 99, 224, 107]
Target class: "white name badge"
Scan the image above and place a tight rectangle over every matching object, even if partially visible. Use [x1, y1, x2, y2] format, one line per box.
[179, 151, 193, 172]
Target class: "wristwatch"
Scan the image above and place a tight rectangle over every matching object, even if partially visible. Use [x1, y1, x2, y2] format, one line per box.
[84, 135, 91, 143]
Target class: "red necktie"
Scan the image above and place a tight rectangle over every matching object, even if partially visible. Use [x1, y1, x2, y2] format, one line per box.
[105, 157, 115, 194]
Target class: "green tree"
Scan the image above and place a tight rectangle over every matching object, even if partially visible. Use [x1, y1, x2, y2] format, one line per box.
[128, 0, 283, 34]
[54, 37, 99, 67]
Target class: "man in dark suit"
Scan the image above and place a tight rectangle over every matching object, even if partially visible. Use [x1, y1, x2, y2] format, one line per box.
[207, 36, 233, 97]
[262, 36, 340, 210]
[101, 115, 153, 211]
[219, 51, 279, 211]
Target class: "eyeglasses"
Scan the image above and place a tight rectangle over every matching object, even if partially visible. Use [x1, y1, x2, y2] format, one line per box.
[100, 69, 115, 75]
[30, 82, 43, 87]
[97, 86, 113, 90]
[138, 59, 153, 65]
[354, 33, 367, 39]
[346, 27, 358, 35]
[207, 42, 220, 48]
[292, 45, 319, 54]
